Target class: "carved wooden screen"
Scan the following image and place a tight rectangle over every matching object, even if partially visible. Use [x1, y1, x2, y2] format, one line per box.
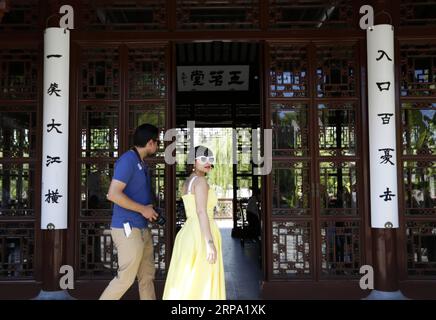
[0, 46, 40, 280]
[400, 0, 436, 27]
[399, 41, 436, 277]
[268, 0, 354, 30]
[75, 43, 169, 280]
[80, 0, 168, 31]
[267, 41, 364, 280]
[176, 0, 260, 30]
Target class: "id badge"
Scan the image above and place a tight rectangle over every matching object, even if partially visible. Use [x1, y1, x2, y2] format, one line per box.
[123, 222, 132, 238]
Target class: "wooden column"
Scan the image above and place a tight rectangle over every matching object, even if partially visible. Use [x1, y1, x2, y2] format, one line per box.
[36, 1, 70, 299]
[367, 0, 404, 298]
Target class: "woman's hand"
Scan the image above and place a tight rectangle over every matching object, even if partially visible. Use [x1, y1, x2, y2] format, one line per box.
[206, 239, 217, 264]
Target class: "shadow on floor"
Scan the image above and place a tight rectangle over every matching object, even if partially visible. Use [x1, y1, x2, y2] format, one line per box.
[217, 219, 262, 300]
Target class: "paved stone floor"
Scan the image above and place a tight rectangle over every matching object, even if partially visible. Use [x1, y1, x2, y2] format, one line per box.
[216, 219, 262, 300]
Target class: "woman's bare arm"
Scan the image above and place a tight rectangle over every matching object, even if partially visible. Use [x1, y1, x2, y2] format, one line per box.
[193, 177, 217, 264]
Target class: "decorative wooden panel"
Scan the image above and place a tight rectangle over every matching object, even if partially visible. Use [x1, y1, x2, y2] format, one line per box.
[0, 106, 37, 158]
[316, 44, 357, 98]
[176, 0, 259, 30]
[0, 222, 34, 279]
[400, 43, 436, 97]
[318, 102, 356, 157]
[403, 161, 435, 216]
[401, 102, 436, 156]
[0, 163, 35, 217]
[0, 48, 38, 100]
[272, 162, 311, 217]
[400, 0, 436, 27]
[272, 220, 311, 278]
[406, 221, 436, 276]
[321, 220, 361, 277]
[81, 0, 167, 31]
[269, 44, 308, 98]
[269, 0, 353, 30]
[80, 48, 120, 100]
[80, 105, 119, 158]
[319, 161, 358, 216]
[128, 46, 167, 99]
[271, 102, 309, 157]
[0, 0, 39, 32]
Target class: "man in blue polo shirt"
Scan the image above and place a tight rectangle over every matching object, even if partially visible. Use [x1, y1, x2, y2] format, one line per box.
[100, 123, 160, 300]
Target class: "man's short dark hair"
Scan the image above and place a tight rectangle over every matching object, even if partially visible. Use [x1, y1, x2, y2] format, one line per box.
[133, 123, 159, 147]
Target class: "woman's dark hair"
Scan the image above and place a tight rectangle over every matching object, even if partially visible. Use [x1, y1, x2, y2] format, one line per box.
[185, 145, 213, 176]
[133, 123, 159, 147]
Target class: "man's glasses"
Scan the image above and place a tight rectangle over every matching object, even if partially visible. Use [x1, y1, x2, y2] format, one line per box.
[195, 156, 215, 164]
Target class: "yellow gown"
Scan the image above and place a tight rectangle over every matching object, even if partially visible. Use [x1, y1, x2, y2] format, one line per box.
[163, 178, 226, 300]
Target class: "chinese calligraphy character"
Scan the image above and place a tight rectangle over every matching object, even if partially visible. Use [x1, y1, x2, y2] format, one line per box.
[47, 83, 61, 97]
[45, 188, 63, 203]
[376, 82, 391, 91]
[209, 71, 224, 86]
[181, 72, 188, 86]
[46, 54, 62, 59]
[228, 71, 244, 85]
[46, 155, 62, 167]
[378, 148, 395, 165]
[377, 113, 393, 125]
[47, 119, 62, 134]
[379, 187, 396, 201]
[376, 50, 392, 62]
[191, 70, 205, 86]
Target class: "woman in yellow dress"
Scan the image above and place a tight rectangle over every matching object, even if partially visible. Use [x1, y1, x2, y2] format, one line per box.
[163, 146, 226, 300]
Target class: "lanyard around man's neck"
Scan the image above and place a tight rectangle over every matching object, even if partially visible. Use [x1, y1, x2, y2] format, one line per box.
[131, 147, 148, 175]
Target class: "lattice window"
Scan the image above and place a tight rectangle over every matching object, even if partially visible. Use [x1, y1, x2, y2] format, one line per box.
[269, 0, 354, 30]
[151, 225, 166, 278]
[80, 163, 113, 218]
[128, 46, 167, 99]
[318, 102, 356, 157]
[0, 48, 38, 100]
[400, 43, 436, 97]
[402, 102, 436, 156]
[400, 0, 436, 27]
[81, 0, 167, 31]
[0, 222, 34, 279]
[80, 48, 120, 100]
[271, 102, 309, 157]
[0, 107, 36, 158]
[0, 163, 35, 217]
[316, 44, 357, 98]
[406, 221, 436, 276]
[269, 44, 308, 98]
[176, 0, 260, 30]
[80, 105, 119, 158]
[128, 103, 166, 157]
[403, 161, 436, 216]
[272, 221, 311, 278]
[319, 161, 358, 216]
[272, 162, 311, 216]
[235, 128, 252, 175]
[0, 0, 39, 32]
[79, 222, 117, 277]
[321, 220, 361, 277]
[78, 222, 166, 278]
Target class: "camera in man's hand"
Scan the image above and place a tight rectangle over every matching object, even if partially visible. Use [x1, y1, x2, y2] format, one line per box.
[153, 207, 166, 226]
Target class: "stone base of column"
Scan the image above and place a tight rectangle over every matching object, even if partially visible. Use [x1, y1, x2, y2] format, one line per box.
[33, 290, 75, 300]
[363, 290, 408, 300]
